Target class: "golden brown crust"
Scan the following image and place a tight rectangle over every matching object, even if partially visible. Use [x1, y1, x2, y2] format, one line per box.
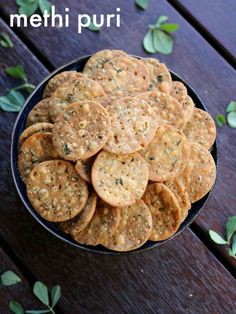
[43, 71, 83, 99]
[75, 156, 97, 184]
[170, 81, 188, 103]
[26, 99, 51, 127]
[71, 200, 120, 245]
[181, 142, 216, 203]
[143, 58, 172, 93]
[52, 101, 111, 160]
[19, 123, 53, 147]
[136, 91, 186, 129]
[18, 132, 60, 183]
[48, 77, 109, 122]
[102, 199, 152, 252]
[140, 125, 190, 182]
[184, 108, 216, 150]
[104, 97, 157, 154]
[142, 183, 181, 241]
[27, 160, 88, 222]
[92, 151, 149, 207]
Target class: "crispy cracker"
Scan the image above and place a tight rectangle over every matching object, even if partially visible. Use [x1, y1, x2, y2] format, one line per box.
[19, 122, 53, 147]
[26, 99, 51, 127]
[92, 151, 149, 207]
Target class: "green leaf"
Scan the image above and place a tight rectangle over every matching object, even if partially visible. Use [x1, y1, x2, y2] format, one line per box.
[19, 2, 38, 17]
[216, 114, 225, 127]
[5, 65, 27, 82]
[26, 310, 50, 314]
[209, 230, 227, 244]
[0, 270, 21, 286]
[0, 32, 13, 48]
[33, 281, 49, 306]
[227, 111, 236, 128]
[16, 0, 36, 5]
[51, 285, 61, 308]
[226, 216, 236, 242]
[143, 29, 156, 53]
[135, 0, 149, 10]
[153, 29, 173, 55]
[159, 23, 179, 33]
[231, 234, 236, 256]
[156, 16, 168, 26]
[9, 301, 24, 314]
[0, 90, 25, 112]
[38, 0, 52, 15]
[226, 101, 236, 113]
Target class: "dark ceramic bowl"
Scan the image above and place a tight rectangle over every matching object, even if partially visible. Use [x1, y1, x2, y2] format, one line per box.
[11, 54, 218, 255]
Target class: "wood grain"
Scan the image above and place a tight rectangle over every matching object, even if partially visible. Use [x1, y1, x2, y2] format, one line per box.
[172, 0, 236, 60]
[0, 2, 235, 312]
[0, 247, 41, 312]
[1, 0, 236, 267]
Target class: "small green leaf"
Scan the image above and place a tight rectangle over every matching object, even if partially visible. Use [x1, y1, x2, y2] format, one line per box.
[216, 114, 225, 127]
[51, 285, 61, 308]
[33, 282, 49, 306]
[209, 230, 227, 244]
[0, 32, 13, 48]
[156, 16, 168, 26]
[227, 111, 236, 128]
[38, 0, 52, 15]
[143, 30, 156, 53]
[226, 216, 236, 242]
[16, 0, 37, 5]
[19, 2, 38, 17]
[158, 23, 179, 33]
[1, 270, 21, 286]
[226, 101, 236, 113]
[26, 310, 50, 314]
[0, 90, 25, 112]
[5, 65, 27, 82]
[135, 0, 149, 10]
[231, 234, 236, 256]
[228, 248, 236, 258]
[9, 301, 24, 314]
[153, 29, 173, 55]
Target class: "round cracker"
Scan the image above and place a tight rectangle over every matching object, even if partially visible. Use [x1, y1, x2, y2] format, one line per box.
[181, 142, 216, 203]
[19, 122, 53, 147]
[140, 125, 190, 182]
[27, 160, 88, 222]
[170, 81, 187, 103]
[96, 57, 150, 99]
[18, 132, 60, 183]
[49, 77, 109, 123]
[104, 97, 157, 154]
[183, 108, 216, 150]
[26, 99, 51, 127]
[71, 200, 120, 246]
[102, 199, 152, 252]
[83, 49, 128, 79]
[59, 191, 97, 234]
[142, 183, 181, 241]
[181, 95, 195, 124]
[75, 156, 96, 184]
[43, 71, 83, 98]
[164, 177, 191, 222]
[143, 58, 172, 94]
[92, 151, 149, 207]
[52, 101, 111, 160]
[136, 91, 186, 129]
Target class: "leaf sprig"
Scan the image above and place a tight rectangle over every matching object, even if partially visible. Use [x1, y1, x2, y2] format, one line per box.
[209, 216, 236, 258]
[216, 101, 236, 128]
[0, 64, 35, 112]
[143, 16, 179, 55]
[16, 0, 52, 17]
[0, 270, 21, 286]
[0, 32, 13, 48]
[135, 0, 149, 10]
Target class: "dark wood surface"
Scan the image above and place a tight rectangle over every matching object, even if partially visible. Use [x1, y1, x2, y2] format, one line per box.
[172, 0, 236, 60]
[0, 1, 235, 313]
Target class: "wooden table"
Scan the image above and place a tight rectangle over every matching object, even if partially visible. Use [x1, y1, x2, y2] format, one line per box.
[0, 1, 235, 312]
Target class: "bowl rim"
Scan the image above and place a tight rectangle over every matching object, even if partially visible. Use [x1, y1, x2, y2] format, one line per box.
[11, 54, 219, 255]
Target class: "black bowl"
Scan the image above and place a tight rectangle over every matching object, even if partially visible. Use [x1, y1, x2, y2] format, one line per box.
[11, 54, 218, 255]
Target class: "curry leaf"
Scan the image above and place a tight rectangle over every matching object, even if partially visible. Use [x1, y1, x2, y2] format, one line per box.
[135, 0, 149, 10]
[0, 32, 13, 48]
[1, 270, 21, 286]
